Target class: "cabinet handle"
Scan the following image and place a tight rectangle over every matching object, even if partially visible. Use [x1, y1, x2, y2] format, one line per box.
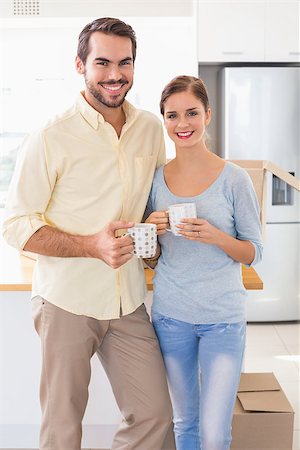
[222, 51, 244, 55]
[289, 52, 300, 55]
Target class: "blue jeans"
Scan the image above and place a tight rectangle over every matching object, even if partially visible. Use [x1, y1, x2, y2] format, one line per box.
[152, 312, 246, 450]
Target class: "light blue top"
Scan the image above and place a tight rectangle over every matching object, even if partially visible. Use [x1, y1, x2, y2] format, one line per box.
[145, 162, 263, 324]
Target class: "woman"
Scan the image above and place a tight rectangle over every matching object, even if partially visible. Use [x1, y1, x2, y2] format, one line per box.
[144, 76, 263, 450]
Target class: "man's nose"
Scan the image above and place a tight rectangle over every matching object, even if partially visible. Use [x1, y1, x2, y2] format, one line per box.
[107, 64, 122, 80]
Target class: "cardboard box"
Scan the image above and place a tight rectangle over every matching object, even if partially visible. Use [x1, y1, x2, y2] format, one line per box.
[229, 160, 300, 237]
[231, 372, 294, 450]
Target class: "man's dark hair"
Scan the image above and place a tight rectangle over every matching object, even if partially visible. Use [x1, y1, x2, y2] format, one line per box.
[77, 17, 137, 64]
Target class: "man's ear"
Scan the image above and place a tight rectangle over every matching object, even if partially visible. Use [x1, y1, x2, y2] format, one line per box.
[75, 56, 85, 75]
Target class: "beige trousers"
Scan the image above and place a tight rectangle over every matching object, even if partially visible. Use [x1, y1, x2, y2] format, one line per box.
[32, 297, 172, 450]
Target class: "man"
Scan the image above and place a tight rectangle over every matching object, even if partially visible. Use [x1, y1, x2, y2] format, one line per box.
[3, 17, 172, 450]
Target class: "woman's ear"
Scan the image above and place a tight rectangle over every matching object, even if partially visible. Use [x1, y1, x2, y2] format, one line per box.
[205, 108, 212, 126]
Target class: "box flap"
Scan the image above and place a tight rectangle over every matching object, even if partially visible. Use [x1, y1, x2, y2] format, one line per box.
[229, 160, 265, 169]
[238, 390, 294, 413]
[229, 159, 300, 192]
[238, 373, 280, 392]
[264, 161, 300, 191]
[228, 160, 268, 233]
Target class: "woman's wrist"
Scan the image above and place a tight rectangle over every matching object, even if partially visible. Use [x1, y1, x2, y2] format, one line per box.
[143, 243, 161, 262]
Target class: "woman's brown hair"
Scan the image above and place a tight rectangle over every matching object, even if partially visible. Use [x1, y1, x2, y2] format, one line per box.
[160, 75, 210, 115]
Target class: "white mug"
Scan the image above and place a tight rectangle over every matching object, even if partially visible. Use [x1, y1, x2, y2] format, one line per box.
[167, 202, 197, 236]
[127, 223, 157, 258]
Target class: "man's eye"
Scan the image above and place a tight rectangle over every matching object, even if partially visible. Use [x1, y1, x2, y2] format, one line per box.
[96, 62, 108, 66]
[120, 60, 132, 66]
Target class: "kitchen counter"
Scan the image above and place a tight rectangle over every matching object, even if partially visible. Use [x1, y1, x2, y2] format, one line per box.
[0, 241, 263, 291]
[0, 240, 263, 450]
[145, 264, 263, 290]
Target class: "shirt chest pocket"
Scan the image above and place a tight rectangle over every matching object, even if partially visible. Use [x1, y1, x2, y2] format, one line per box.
[134, 155, 157, 194]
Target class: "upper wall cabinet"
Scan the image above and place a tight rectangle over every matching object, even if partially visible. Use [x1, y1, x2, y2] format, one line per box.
[198, 2, 265, 62]
[198, 1, 300, 62]
[265, 2, 300, 62]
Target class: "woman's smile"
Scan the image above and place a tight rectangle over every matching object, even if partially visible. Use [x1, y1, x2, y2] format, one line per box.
[176, 131, 194, 139]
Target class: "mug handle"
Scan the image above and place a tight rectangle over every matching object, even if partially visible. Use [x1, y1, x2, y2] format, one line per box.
[117, 231, 135, 255]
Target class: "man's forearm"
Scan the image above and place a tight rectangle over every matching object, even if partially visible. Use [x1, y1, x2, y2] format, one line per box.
[23, 221, 135, 268]
[23, 225, 96, 258]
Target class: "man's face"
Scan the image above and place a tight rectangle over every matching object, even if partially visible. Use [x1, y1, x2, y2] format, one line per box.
[76, 32, 134, 111]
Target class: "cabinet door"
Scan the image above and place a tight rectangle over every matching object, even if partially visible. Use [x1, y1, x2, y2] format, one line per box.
[198, 1, 265, 62]
[265, 1, 300, 62]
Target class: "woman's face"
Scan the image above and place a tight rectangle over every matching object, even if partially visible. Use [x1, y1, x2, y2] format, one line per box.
[163, 90, 211, 149]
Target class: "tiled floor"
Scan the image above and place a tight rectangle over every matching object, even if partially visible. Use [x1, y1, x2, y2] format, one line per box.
[3, 322, 299, 450]
[244, 321, 300, 450]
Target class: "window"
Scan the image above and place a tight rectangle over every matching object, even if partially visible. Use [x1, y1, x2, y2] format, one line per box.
[0, 19, 86, 207]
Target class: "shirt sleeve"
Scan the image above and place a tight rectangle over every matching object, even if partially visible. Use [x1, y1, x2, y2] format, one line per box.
[232, 168, 263, 267]
[143, 123, 164, 221]
[156, 123, 166, 169]
[142, 186, 154, 222]
[2, 130, 57, 251]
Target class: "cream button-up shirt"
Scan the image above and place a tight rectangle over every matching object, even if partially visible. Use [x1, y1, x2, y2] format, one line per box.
[3, 93, 165, 319]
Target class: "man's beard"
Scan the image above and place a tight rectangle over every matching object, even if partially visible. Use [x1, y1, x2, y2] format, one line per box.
[85, 76, 132, 108]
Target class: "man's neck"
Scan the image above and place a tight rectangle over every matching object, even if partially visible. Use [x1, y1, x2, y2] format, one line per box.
[83, 91, 126, 137]
[105, 107, 126, 138]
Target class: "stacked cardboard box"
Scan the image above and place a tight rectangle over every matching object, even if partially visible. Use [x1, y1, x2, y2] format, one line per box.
[163, 372, 294, 450]
[231, 372, 294, 450]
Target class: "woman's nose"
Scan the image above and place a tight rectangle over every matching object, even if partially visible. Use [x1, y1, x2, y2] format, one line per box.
[177, 116, 189, 128]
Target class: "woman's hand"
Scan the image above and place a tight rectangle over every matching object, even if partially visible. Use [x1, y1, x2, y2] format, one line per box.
[145, 211, 169, 235]
[177, 218, 255, 265]
[177, 218, 222, 244]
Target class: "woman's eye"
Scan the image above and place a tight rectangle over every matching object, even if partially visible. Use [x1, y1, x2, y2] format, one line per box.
[166, 114, 176, 119]
[188, 111, 198, 117]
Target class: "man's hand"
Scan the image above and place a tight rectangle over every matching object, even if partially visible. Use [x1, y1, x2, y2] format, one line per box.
[92, 221, 134, 269]
[23, 221, 135, 268]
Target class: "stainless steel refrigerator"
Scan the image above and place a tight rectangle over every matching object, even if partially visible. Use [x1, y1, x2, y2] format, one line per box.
[221, 66, 300, 321]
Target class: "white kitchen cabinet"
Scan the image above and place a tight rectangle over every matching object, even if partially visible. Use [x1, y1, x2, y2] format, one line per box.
[197, 1, 265, 62]
[198, 1, 300, 63]
[265, 2, 300, 62]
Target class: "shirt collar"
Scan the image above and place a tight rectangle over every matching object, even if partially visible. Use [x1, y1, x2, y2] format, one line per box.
[122, 99, 139, 126]
[76, 91, 139, 130]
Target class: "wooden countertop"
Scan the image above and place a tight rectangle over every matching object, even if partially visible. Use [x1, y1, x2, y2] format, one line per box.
[0, 241, 263, 291]
[145, 264, 263, 290]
